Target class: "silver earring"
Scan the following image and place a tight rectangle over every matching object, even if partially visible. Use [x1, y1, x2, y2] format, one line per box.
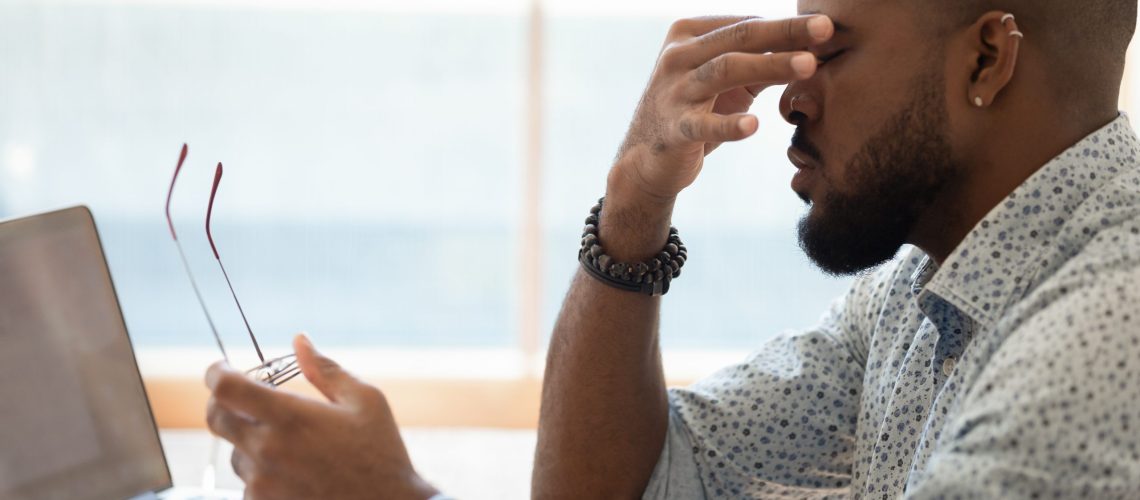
[1001, 13, 1024, 38]
[974, 96, 984, 107]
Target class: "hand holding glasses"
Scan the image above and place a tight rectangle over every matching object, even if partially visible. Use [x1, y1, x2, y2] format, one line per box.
[165, 144, 300, 386]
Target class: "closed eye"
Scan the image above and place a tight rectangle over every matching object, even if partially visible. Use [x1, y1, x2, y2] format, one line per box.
[816, 49, 846, 66]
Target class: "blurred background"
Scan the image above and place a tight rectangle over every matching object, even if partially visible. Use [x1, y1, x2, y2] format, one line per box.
[1, 0, 1136, 497]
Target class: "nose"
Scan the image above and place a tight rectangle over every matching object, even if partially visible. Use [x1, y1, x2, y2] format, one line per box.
[780, 83, 821, 126]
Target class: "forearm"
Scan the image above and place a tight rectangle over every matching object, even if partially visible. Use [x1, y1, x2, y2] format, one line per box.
[532, 166, 676, 498]
[531, 13, 832, 495]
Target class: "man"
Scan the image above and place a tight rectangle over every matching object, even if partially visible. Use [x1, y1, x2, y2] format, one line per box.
[206, 0, 1140, 498]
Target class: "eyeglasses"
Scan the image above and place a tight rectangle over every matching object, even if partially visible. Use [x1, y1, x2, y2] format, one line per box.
[165, 144, 300, 386]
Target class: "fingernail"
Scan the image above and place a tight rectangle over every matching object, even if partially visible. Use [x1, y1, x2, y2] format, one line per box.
[807, 16, 833, 40]
[738, 116, 757, 134]
[791, 54, 816, 77]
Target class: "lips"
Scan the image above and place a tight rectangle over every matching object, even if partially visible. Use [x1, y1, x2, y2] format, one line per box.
[787, 146, 819, 198]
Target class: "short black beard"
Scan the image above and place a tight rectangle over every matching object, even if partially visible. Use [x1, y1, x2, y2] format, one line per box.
[797, 74, 958, 276]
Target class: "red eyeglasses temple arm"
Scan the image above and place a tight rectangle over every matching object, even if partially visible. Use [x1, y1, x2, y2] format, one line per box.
[204, 162, 267, 364]
[206, 162, 223, 260]
[165, 143, 189, 241]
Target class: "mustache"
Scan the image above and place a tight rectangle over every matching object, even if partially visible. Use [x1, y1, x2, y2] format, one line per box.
[791, 128, 823, 163]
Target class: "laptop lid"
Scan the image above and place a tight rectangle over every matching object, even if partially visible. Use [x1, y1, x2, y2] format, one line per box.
[0, 206, 172, 500]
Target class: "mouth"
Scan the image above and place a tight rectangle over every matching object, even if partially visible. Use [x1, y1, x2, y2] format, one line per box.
[787, 146, 819, 204]
[788, 128, 824, 204]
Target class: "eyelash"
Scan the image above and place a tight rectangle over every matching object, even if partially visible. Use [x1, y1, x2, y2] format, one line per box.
[817, 49, 846, 66]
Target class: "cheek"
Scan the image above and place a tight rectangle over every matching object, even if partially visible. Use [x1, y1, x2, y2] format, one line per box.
[818, 67, 915, 190]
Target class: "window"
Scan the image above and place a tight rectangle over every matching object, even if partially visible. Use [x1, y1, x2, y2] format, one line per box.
[2, 0, 1136, 365]
[1, 0, 529, 356]
[538, 2, 853, 350]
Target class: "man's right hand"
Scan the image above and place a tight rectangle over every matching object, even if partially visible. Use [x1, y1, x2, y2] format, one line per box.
[610, 15, 833, 205]
[534, 15, 836, 498]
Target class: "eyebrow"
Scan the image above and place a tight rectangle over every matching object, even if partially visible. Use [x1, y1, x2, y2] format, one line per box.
[803, 11, 852, 34]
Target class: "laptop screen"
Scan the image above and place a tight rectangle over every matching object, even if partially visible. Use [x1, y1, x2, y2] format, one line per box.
[0, 206, 171, 500]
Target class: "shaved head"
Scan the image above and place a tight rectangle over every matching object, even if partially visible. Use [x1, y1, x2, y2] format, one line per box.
[936, 0, 1137, 111]
[788, 0, 1136, 272]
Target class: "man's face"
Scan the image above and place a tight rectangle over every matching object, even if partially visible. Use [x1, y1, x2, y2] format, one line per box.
[783, 1, 963, 275]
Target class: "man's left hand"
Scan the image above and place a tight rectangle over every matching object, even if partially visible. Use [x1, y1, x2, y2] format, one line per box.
[205, 334, 439, 500]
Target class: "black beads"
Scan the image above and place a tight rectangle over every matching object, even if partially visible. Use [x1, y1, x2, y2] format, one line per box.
[577, 196, 687, 297]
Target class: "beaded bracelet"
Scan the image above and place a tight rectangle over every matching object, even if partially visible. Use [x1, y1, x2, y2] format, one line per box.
[578, 197, 687, 296]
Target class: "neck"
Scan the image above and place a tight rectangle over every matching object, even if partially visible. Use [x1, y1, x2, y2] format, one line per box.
[909, 104, 1120, 265]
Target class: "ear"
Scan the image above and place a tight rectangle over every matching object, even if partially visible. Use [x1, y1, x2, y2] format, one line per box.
[966, 11, 1023, 108]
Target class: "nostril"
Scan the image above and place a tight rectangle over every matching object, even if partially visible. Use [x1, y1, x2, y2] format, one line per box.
[789, 110, 808, 125]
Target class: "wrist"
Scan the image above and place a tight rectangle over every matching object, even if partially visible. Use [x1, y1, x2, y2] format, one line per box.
[601, 165, 677, 262]
[606, 155, 678, 209]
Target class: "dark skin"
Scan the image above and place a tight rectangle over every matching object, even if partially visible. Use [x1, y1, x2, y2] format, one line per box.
[204, 0, 1122, 498]
[535, 0, 1120, 497]
[788, 0, 1118, 265]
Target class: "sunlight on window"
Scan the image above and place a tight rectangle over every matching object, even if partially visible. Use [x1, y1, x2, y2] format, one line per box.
[4, 145, 36, 181]
[3, 0, 1137, 358]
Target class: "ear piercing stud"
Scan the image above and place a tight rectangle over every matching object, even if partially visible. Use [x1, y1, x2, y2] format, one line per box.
[972, 14, 1021, 108]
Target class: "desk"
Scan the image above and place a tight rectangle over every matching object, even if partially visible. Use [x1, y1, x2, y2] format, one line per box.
[160, 429, 536, 499]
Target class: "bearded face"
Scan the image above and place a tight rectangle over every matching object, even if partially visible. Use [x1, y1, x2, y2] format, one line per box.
[794, 71, 960, 276]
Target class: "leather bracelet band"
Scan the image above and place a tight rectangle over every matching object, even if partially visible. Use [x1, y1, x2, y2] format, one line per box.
[577, 197, 687, 296]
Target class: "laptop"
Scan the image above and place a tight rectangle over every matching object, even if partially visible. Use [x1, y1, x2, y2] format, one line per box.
[0, 206, 238, 500]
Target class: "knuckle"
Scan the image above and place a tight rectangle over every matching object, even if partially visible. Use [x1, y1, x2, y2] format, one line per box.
[315, 357, 341, 378]
[212, 373, 241, 401]
[695, 55, 728, 83]
[721, 118, 739, 137]
[658, 43, 687, 70]
[668, 18, 694, 36]
[678, 118, 700, 141]
[730, 21, 754, 45]
[714, 55, 733, 80]
[762, 53, 782, 76]
[361, 384, 389, 408]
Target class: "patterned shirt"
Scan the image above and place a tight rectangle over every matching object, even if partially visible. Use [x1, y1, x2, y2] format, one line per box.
[643, 114, 1140, 499]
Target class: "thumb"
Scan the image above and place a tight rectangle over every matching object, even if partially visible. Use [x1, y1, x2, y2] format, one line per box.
[293, 333, 359, 404]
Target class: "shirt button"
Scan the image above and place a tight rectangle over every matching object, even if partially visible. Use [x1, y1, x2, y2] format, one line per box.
[943, 357, 957, 376]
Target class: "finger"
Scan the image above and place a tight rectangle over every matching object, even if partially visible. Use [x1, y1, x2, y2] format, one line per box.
[293, 333, 364, 405]
[675, 113, 759, 144]
[667, 15, 758, 38]
[205, 361, 283, 421]
[231, 448, 257, 481]
[206, 397, 259, 449]
[685, 51, 817, 101]
[683, 16, 833, 68]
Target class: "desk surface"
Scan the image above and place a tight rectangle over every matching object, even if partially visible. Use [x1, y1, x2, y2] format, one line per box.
[160, 429, 536, 500]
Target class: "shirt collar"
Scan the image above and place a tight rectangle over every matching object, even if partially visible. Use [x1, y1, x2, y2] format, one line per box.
[915, 114, 1138, 328]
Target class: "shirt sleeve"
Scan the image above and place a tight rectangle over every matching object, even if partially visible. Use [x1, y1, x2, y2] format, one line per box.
[905, 273, 1140, 499]
[643, 265, 886, 499]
